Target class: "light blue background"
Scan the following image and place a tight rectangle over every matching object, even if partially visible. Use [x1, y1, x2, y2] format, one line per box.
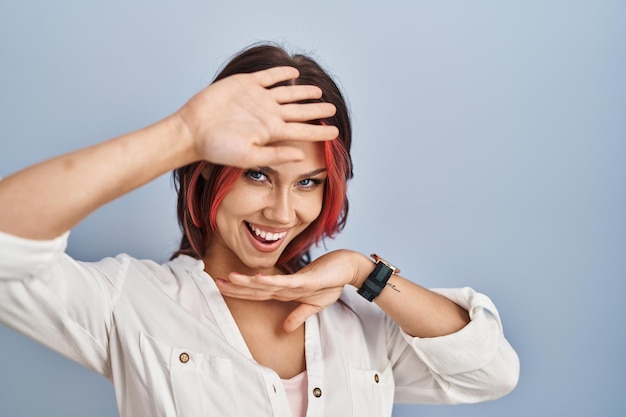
[1, 1, 624, 416]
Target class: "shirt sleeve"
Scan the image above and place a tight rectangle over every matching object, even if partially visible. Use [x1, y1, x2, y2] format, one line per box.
[388, 287, 520, 404]
[0, 230, 129, 378]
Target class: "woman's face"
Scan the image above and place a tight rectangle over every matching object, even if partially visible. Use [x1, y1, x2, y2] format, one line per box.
[207, 140, 327, 273]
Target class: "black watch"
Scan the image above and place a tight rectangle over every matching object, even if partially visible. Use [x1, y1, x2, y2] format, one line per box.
[357, 253, 400, 302]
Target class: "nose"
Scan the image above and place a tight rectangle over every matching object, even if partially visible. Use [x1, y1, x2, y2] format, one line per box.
[262, 188, 296, 225]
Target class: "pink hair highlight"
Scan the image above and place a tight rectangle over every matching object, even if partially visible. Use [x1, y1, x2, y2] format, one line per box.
[186, 163, 206, 228]
[208, 167, 242, 230]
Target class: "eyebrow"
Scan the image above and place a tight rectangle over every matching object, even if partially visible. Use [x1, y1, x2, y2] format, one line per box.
[258, 167, 327, 178]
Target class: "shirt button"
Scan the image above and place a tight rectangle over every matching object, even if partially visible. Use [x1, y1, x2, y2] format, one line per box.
[179, 352, 190, 364]
[312, 387, 322, 398]
[374, 373, 380, 383]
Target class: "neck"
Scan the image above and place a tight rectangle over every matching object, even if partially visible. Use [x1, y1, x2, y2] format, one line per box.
[202, 240, 284, 282]
[202, 256, 283, 282]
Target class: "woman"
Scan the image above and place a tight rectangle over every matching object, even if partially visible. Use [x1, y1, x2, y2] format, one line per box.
[0, 44, 519, 417]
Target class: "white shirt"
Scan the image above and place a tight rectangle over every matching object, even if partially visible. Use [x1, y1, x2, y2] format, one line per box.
[0, 231, 519, 417]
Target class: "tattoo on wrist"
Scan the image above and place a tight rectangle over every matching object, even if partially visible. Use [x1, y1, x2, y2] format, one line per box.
[386, 282, 400, 292]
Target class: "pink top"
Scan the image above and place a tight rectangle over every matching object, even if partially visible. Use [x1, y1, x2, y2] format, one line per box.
[281, 371, 308, 417]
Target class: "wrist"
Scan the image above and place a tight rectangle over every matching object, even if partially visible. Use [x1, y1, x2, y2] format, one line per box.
[355, 253, 400, 302]
[350, 252, 377, 288]
[167, 112, 202, 164]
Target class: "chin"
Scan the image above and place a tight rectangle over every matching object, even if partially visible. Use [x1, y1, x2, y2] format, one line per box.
[242, 255, 282, 273]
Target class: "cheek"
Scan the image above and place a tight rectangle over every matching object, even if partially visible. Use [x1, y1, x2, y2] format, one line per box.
[299, 190, 325, 224]
[213, 188, 249, 230]
[217, 180, 262, 215]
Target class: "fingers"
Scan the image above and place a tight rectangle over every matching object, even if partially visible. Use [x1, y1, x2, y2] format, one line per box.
[283, 304, 320, 333]
[253, 66, 300, 88]
[216, 273, 282, 298]
[279, 102, 337, 123]
[229, 272, 296, 291]
[216, 278, 274, 301]
[246, 146, 306, 166]
[245, 129, 338, 166]
[243, 122, 338, 167]
[271, 85, 323, 104]
[216, 272, 303, 299]
[253, 67, 337, 124]
[279, 122, 339, 142]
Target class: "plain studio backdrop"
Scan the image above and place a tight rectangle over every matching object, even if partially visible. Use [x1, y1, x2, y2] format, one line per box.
[1, 1, 624, 416]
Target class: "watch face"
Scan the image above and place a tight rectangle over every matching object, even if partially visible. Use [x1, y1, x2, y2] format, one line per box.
[370, 253, 400, 274]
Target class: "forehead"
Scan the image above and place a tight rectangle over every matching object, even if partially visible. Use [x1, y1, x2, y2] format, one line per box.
[271, 141, 326, 173]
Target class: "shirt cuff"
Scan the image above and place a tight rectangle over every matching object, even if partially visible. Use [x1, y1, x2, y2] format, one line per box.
[0, 230, 70, 279]
[400, 287, 505, 375]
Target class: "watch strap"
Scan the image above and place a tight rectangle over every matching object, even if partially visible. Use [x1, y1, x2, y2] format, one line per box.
[357, 257, 395, 302]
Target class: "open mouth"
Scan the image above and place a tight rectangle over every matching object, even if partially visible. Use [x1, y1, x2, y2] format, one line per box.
[245, 221, 287, 244]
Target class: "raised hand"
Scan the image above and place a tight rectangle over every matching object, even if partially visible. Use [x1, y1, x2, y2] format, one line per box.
[0, 66, 338, 240]
[176, 66, 339, 168]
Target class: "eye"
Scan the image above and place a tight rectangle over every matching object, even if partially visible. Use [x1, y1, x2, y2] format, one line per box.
[244, 170, 268, 183]
[297, 177, 324, 190]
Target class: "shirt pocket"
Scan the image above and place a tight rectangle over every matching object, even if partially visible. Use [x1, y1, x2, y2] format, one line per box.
[139, 332, 243, 417]
[348, 363, 395, 417]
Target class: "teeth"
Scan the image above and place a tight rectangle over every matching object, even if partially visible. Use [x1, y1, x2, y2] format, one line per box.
[248, 223, 286, 241]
